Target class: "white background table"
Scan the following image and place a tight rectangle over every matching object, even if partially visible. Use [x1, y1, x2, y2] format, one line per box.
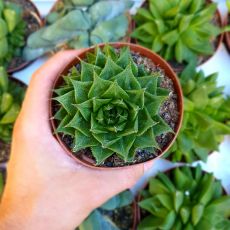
[13, 0, 230, 193]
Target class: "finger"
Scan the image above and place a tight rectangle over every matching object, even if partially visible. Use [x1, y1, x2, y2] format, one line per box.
[21, 50, 84, 120]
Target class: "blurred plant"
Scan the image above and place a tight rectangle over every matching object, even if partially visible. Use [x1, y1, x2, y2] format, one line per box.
[78, 190, 133, 230]
[53, 45, 172, 164]
[138, 165, 230, 230]
[23, 0, 134, 61]
[0, 67, 25, 143]
[132, 0, 222, 64]
[0, 0, 26, 67]
[0, 168, 5, 197]
[166, 62, 230, 162]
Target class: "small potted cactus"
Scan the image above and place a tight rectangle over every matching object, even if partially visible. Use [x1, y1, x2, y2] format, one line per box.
[132, 0, 224, 72]
[166, 63, 230, 163]
[0, 0, 42, 73]
[50, 43, 183, 168]
[23, 0, 133, 61]
[136, 165, 230, 230]
[0, 67, 26, 163]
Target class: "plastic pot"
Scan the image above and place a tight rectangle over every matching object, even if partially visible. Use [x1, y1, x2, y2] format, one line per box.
[50, 42, 184, 169]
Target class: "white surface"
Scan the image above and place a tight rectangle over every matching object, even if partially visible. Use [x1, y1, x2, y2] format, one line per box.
[13, 0, 230, 193]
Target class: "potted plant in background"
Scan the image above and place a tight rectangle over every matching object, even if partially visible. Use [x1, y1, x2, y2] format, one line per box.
[22, 0, 134, 61]
[131, 0, 224, 73]
[0, 0, 42, 73]
[77, 190, 136, 230]
[50, 43, 183, 168]
[137, 165, 230, 230]
[165, 63, 230, 163]
[0, 67, 26, 163]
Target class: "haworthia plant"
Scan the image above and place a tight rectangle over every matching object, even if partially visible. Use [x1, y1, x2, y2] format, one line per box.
[78, 190, 133, 230]
[0, 0, 26, 67]
[53, 45, 173, 164]
[0, 67, 25, 143]
[166, 62, 230, 163]
[138, 165, 230, 230]
[23, 0, 133, 61]
[132, 0, 222, 64]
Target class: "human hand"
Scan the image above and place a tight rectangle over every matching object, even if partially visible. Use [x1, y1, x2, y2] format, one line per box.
[0, 51, 153, 230]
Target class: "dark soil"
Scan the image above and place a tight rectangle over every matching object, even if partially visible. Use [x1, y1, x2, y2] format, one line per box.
[99, 205, 134, 230]
[0, 141, 11, 163]
[53, 50, 180, 167]
[7, 0, 41, 71]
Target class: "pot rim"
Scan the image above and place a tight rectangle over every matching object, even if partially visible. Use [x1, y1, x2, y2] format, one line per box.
[7, 0, 43, 74]
[133, 164, 229, 230]
[49, 42, 184, 169]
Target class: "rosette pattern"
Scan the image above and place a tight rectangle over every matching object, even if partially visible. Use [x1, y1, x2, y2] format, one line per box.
[53, 45, 172, 164]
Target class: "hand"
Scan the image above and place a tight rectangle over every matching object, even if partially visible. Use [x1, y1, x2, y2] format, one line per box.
[0, 51, 153, 230]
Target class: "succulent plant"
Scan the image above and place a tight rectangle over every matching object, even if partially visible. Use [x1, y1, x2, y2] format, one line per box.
[166, 63, 230, 162]
[0, 0, 26, 67]
[23, 0, 133, 61]
[138, 165, 230, 230]
[53, 45, 173, 164]
[78, 190, 133, 230]
[0, 66, 25, 143]
[132, 0, 222, 64]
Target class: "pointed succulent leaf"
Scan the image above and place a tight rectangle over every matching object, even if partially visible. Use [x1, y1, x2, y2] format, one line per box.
[53, 45, 171, 163]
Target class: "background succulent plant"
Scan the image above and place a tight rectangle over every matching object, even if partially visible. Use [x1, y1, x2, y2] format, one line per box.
[0, 67, 25, 143]
[78, 190, 133, 230]
[23, 0, 133, 61]
[138, 166, 230, 230]
[53, 45, 173, 165]
[132, 0, 222, 64]
[166, 63, 230, 163]
[0, 0, 26, 67]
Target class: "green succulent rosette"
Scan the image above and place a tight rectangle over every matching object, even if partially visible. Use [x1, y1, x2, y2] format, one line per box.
[138, 166, 230, 230]
[53, 45, 174, 164]
[0, 0, 26, 67]
[0, 66, 25, 143]
[132, 0, 221, 64]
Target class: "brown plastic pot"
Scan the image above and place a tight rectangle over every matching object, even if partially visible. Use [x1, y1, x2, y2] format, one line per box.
[132, 165, 228, 229]
[46, 0, 133, 44]
[0, 77, 27, 163]
[7, 0, 43, 74]
[50, 42, 184, 169]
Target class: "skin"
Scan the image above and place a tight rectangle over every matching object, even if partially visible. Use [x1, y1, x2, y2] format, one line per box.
[0, 51, 153, 230]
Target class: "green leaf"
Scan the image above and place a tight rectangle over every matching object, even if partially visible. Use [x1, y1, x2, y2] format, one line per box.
[71, 80, 92, 103]
[162, 210, 176, 229]
[174, 190, 184, 212]
[156, 194, 173, 210]
[175, 39, 183, 63]
[157, 172, 176, 193]
[149, 178, 169, 195]
[101, 190, 133, 210]
[180, 206, 190, 224]
[0, 93, 13, 114]
[179, 15, 193, 33]
[192, 203, 204, 226]
[91, 146, 114, 165]
[162, 30, 180, 46]
[0, 103, 20, 124]
[79, 210, 119, 230]
[0, 18, 8, 38]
